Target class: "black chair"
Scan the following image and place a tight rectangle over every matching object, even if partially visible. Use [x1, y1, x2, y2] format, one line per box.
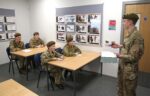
[25, 43, 30, 48]
[37, 56, 54, 91]
[6, 47, 20, 75]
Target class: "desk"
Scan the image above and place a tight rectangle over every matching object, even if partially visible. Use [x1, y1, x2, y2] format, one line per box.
[48, 51, 101, 96]
[11, 47, 47, 80]
[0, 79, 38, 96]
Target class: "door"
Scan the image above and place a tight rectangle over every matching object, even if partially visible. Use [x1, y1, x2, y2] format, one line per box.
[125, 4, 150, 73]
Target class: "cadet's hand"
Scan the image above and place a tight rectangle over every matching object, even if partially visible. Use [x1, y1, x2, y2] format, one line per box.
[111, 42, 122, 49]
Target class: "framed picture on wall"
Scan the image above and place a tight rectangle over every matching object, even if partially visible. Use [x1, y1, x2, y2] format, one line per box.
[66, 24, 75, 32]
[57, 16, 65, 23]
[88, 14, 101, 34]
[0, 23, 4, 32]
[0, 33, 6, 40]
[57, 32, 65, 41]
[87, 35, 100, 44]
[6, 24, 16, 31]
[7, 32, 15, 39]
[5, 16, 16, 23]
[76, 14, 88, 23]
[76, 24, 88, 33]
[76, 34, 87, 43]
[57, 24, 65, 32]
[0, 16, 4, 22]
[65, 15, 76, 22]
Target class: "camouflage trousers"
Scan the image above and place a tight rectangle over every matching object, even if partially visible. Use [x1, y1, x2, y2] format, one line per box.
[47, 65, 63, 84]
[12, 55, 24, 69]
[117, 64, 138, 96]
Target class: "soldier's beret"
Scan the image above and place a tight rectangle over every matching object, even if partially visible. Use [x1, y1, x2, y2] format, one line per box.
[123, 13, 139, 25]
[66, 34, 73, 42]
[14, 33, 21, 37]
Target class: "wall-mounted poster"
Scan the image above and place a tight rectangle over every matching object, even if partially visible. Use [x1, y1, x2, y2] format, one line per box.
[6, 16, 16, 23]
[57, 32, 65, 41]
[76, 34, 87, 43]
[65, 15, 76, 22]
[0, 33, 6, 40]
[0, 16, 4, 22]
[108, 20, 116, 30]
[6, 24, 16, 31]
[57, 16, 65, 23]
[7, 32, 15, 39]
[76, 25, 88, 33]
[76, 14, 88, 23]
[88, 14, 101, 34]
[66, 24, 75, 32]
[0, 23, 4, 32]
[88, 35, 100, 44]
[57, 24, 65, 32]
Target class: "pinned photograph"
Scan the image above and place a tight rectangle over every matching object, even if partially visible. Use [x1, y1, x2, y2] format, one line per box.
[6, 24, 16, 31]
[65, 15, 76, 22]
[5, 16, 16, 23]
[57, 32, 65, 41]
[88, 35, 100, 44]
[0, 33, 6, 40]
[76, 14, 88, 23]
[57, 24, 65, 32]
[76, 25, 88, 33]
[88, 14, 101, 34]
[0, 16, 4, 22]
[0, 23, 4, 32]
[66, 24, 75, 32]
[76, 34, 87, 43]
[57, 16, 65, 23]
[7, 32, 15, 39]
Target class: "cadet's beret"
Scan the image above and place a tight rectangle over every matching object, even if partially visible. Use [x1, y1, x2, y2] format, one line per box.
[14, 33, 21, 37]
[47, 41, 55, 48]
[33, 32, 39, 36]
[123, 13, 139, 25]
[66, 34, 73, 42]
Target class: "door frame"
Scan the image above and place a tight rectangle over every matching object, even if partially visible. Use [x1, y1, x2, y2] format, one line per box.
[121, 0, 150, 43]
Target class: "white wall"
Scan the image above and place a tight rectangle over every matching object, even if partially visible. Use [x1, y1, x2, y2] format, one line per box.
[0, 0, 31, 65]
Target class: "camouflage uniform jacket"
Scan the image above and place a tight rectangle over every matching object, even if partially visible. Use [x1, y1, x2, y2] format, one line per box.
[63, 44, 81, 57]
[120, 27, 144, 80]
[9, 40, 24, 52]
[41, 50, 62, 65]
[29, 37, 44, 48]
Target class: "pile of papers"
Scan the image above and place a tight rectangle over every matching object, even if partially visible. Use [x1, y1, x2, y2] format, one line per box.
[101, 51, 118, 63]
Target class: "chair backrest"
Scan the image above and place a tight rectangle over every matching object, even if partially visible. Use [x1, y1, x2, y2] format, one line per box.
[55, 48, 63, 54]
[6, 47, 11, 60]
[25, 43, 30, 48]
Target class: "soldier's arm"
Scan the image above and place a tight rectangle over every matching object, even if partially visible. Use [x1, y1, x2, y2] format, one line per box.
[74, 46, 81, 54]
[41, 53, 52, 64]
[9, 41, 20, 52]
[63, 46, 75, 56]
[40, 39, 45, 46]
[120, 38, 144, 62]
[29, 39, 36, 48]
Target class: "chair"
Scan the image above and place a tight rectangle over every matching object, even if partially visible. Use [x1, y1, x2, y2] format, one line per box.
[55, 47, 63, 54]
[6, 47, 20, 75]
[25, 43, 30, 48]
[37, 55, 54, 91]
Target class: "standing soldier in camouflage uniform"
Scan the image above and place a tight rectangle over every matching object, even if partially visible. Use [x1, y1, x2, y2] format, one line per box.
[63, 34, 81, 56]
[29, 32, 45, 48]
[111, 13, 144, 96]
[63, 34, 81, 79]
[9, 33, 25, 71]
[41, 41, 64, 89]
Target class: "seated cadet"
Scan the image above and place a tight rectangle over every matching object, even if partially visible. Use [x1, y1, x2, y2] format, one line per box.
[29, 32, 45, 68]
[63, 35, 81, 79]
[41, 41, 64, 89]
[29, 32, 45, 48]
[63, 35, 81, 56]
[9, 33, 25, 73]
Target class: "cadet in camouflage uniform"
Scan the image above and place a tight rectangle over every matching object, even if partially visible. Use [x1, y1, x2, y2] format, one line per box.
[41, 41, 64, 89]
[9, 33, 24, 69]
[29, 32, 45, 48]
[63, 34, 81, 79]
[63, 34, 81, 56]
[111, 13, 144, 96]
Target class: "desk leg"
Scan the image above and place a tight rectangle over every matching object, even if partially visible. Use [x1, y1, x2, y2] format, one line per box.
[25, 57, 29, 81]
[73, 71, 76, 96]
[100, 62, 103, 76]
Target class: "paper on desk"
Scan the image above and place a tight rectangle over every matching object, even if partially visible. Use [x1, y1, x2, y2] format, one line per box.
[22, 49, 32, 53]
[101, 51, 116, 58]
